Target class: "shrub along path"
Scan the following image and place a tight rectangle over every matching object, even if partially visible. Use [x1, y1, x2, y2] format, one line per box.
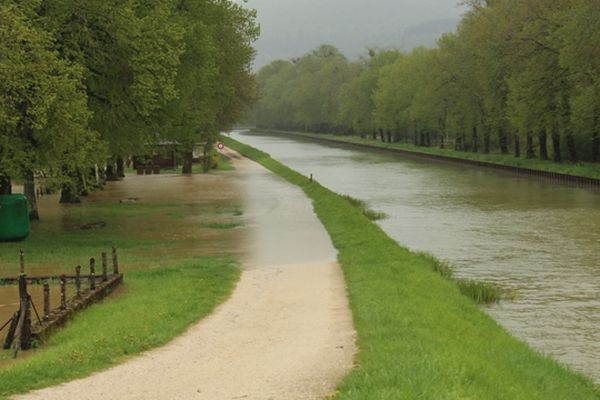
[15, 150, 356, 400]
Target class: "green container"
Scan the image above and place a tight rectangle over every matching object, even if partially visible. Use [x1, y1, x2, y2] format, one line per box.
[0, 195, 30, 241]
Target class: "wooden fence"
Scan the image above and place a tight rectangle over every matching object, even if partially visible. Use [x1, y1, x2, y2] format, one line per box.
[0, 248, 123, 355]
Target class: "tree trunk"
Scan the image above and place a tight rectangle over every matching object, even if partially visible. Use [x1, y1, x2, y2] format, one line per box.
[483, 130, 491, 154]
[425, 131, 431, 147]
[593, 132, 600, 163]
[440, 135, 445, 149]
[413, 124, 418, 145]
[378, 129, 385, 143]
[566, 132, 577, 161]
[0, 175, 11, 195]
[455, 135, 463, 151]
[24, 170, 39, 221]
[60, 185, 81, 204]
[551, 127, 562, 163]
[386, 131, 392, 143]
[539, 128, 549, 160]
[471, 126, 480, 153]
[593, 111, 600, 162]
[526, 133, 536, 159]
[182, 151, 193, 174]
[498, 127, 509, 154]
[116, 157, 125, 178]
[203, 143, 213, 173]
[106, 162, 118, 181]
[514, 135, 520, 158]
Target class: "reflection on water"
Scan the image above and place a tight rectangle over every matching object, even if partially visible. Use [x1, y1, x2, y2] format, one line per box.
[232, 130, 600, 382]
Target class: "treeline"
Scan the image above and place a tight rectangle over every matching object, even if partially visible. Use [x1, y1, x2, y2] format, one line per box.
[254, 0, 600, 165]
[0, 0, 258, 219]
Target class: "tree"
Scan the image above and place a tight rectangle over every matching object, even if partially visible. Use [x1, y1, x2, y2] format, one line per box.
[39, 0, 184, 182]
[0, 2, 102, 219]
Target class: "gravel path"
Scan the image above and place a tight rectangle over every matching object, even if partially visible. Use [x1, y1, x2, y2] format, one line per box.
[15, 150, 356, 400]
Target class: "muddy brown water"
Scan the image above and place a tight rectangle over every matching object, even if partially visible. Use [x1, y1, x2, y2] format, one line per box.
[231, 130, 600, 383]
[0, 172, 245, 352]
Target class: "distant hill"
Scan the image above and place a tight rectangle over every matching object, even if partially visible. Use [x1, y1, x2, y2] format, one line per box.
[370, 18, 461, 52]
[246, 0, 466, 69]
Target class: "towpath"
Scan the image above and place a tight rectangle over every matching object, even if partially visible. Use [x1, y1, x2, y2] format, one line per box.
[15, 149, 355, 400]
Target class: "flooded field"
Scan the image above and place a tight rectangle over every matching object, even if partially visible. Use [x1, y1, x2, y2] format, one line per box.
[231, 130, 600, 382]
[0, 171, 246, 344]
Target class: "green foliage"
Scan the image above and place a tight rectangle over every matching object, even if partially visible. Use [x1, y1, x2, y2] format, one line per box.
[1, 0, 258, 215]
[0, 2, 103, 186]
[225, 135, 600, 400]
[252, 0, 600, 165]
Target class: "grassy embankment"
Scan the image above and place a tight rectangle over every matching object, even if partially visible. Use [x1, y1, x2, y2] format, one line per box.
[257, 129, 600, 180]
[0, 169, 242, 398]
[224, 136, 600, 400]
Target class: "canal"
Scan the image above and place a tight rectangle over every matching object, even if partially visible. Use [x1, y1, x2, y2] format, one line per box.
[230, 130, 600, 383]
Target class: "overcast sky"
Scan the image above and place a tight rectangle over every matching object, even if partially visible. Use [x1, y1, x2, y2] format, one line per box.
[240, 0, 467, 69]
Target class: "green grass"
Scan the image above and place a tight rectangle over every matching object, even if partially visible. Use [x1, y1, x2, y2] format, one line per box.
[340, 195, 386, 221]
[417, 252, 507, 304]
[259, 130, 600, 180]
[0, 257, 238, 398]
[215, 154, 234, 171]
[224, 135, 600, 400]
[0, 176, 242, 397]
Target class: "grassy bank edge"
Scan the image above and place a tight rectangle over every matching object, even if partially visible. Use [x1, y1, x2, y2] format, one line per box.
[0, 257, 239, 398]
[223, 135, 600, 399]
[252, 129, 600, 181]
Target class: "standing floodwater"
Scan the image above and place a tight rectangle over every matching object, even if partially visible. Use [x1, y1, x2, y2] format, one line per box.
[230, 130, 600, 382]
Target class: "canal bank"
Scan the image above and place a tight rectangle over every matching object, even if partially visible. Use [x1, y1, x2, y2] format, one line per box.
[224, 135, 600, 399]
[231, 129, 600, 384]
[257, 129, 600, 187]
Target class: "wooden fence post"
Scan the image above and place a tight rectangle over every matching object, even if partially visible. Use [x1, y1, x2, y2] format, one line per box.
[43, 284, 50, 320]
[15, 250, 32, 350]
[3, 311, 19, 349]
[19, 250, 25, 275]
[112, 247, 119, 275]
[102, 252, 108, 282]
[75, 265, 81, 296]
[89, 258, 96, 291]
[60, 275, 67, 310]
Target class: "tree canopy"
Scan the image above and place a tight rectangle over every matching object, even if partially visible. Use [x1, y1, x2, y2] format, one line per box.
[253, 0, 600, 164]
[0, 0, 258, 217]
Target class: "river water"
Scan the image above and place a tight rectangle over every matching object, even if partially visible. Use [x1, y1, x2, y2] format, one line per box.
[230, 130, 600, 383]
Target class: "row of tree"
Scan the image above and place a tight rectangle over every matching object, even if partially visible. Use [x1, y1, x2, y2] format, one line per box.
[253, 0, 600, 164]
[0, 0, 258, 219]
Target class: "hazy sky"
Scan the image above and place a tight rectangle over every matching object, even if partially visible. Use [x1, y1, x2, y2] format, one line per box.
[241, 0, 467, 69]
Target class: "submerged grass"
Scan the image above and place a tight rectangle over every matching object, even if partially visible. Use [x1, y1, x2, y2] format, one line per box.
[201, 222, 242, 230]
[340, 195, 386, 221]
[417, 251, 506, 304]
[224, 136, 600, 400]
